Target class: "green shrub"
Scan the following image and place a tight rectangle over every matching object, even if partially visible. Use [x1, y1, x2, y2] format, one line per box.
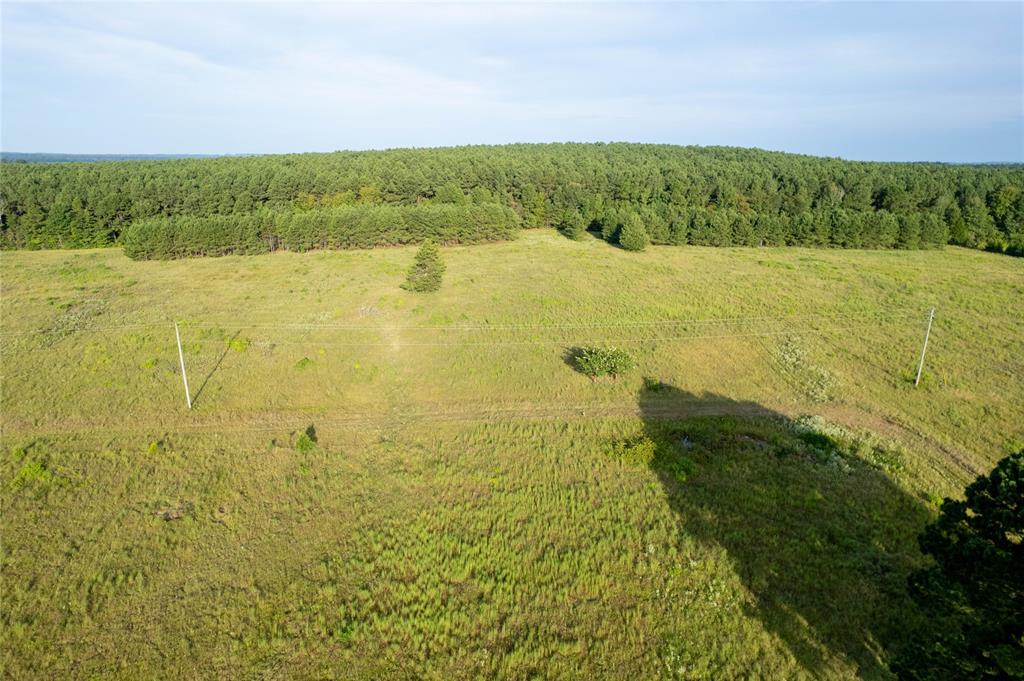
[295, 426, 317, 454]
[609, 436, 658, 466]
[608, 435, 696, 482]
[402, 241, 445, 292]
[574, 347, 635, 380]
[660, 454, 696, 482]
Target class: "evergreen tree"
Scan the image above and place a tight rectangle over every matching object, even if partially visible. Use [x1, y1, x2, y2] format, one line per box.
[558, 208, 587, 240]
[470, 186, 494, 204]
[599, 207, 621, 242]
[897, 214, 922, 249]
[434, 182, 468, 204]
[919, 213, 948, 248]
[730, 212, 757, 246]
[401, 241, 446, 292]
[619, 213, 650, 251]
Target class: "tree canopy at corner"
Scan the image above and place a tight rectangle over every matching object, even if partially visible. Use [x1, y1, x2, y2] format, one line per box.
[893, 450, 1024, 680]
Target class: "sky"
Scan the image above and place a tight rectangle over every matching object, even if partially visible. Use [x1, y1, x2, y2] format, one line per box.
[1, 1, 1021, 162]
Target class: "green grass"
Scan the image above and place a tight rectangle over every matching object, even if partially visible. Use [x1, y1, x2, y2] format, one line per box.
[1, 231, 1022, 678]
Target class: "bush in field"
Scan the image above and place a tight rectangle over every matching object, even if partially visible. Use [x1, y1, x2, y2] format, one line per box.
[609, 436, 658, 466]
[892, 450, 1024, 680]
[402, 241, 445, 292]
[574, 347, 635, 380]
[608, 434, 696, 482]
[295, 431, 316, 454]
[618, 213, 650, 251]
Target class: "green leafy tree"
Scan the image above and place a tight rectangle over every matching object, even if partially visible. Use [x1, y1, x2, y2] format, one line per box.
[402, 241, 446, 292]
[893, 450, 1024, 680]
[619, 213, 650, 251]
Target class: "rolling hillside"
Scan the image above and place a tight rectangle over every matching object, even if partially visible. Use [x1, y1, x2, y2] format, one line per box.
[2, 231, 1021, 678]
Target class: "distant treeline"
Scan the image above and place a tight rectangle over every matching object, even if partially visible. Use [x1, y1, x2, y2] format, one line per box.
[1, 143, 1021, 257]
[0, 152, 219, 164]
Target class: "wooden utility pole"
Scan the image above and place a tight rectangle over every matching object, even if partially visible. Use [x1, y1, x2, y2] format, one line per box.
[914, 308, 935, 388]
[175, 322, 192, 409]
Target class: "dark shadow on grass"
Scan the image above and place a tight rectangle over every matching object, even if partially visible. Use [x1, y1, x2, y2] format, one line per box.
[191, 331, 240, 407]
[637, 382, 931, 678]
[562, 346, 586, 374]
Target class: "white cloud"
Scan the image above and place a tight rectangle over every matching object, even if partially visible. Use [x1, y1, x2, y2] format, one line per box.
[2, 1, 1020, 159]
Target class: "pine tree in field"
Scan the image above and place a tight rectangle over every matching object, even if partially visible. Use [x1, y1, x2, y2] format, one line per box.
[402, 241, 445, 292]
[618, 213, 650, 251]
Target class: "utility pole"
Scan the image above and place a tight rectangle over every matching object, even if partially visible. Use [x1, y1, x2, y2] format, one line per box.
[914, 307, 935, 388]
[175, 321, 192, 409]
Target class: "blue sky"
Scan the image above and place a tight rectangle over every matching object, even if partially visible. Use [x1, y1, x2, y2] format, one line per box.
[2, 2, 1021, 161]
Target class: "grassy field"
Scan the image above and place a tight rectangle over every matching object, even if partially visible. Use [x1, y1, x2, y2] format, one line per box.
[2, 230, 1022, 679]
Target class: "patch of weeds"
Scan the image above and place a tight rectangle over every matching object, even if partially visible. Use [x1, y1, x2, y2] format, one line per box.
[660, 454, 696, 482]
[757, 259, 795, 270]
[861, 444, 904, 474]
[7, 445, 61, 495]
[900, 366, 937, 388]
[777, 336, 837, 403]
[294, 357, 314, 370]
[357, 304, 381, 318]
[147, 440, 168, 456]
[642, 377, 672, 393]
[295, 425, 318, 454]
[609, 434, 696, 482]
[228, 337, 250, 353]
[42, 299, 107, 344]
[427, 312, 453, 325]
[791, 415, 904, 476]
[609, 436, 657, 466]
[57, 261, 118, 284]
[154, 501, 193, 522]
[796, 428, 833, 451]
[10, 458, 52, 490]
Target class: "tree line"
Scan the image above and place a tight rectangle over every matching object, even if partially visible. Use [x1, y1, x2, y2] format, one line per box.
[122, 204, 520, 259]
[2, 143, 1021, 256]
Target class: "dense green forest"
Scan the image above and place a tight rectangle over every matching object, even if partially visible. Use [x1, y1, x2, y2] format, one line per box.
[2, 143, 1021, 257]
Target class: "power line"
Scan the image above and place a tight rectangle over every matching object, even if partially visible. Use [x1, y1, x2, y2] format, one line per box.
[0, 308, 926, 338]
[167, 323, 917, 348]
[178, 310, 924, 331]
